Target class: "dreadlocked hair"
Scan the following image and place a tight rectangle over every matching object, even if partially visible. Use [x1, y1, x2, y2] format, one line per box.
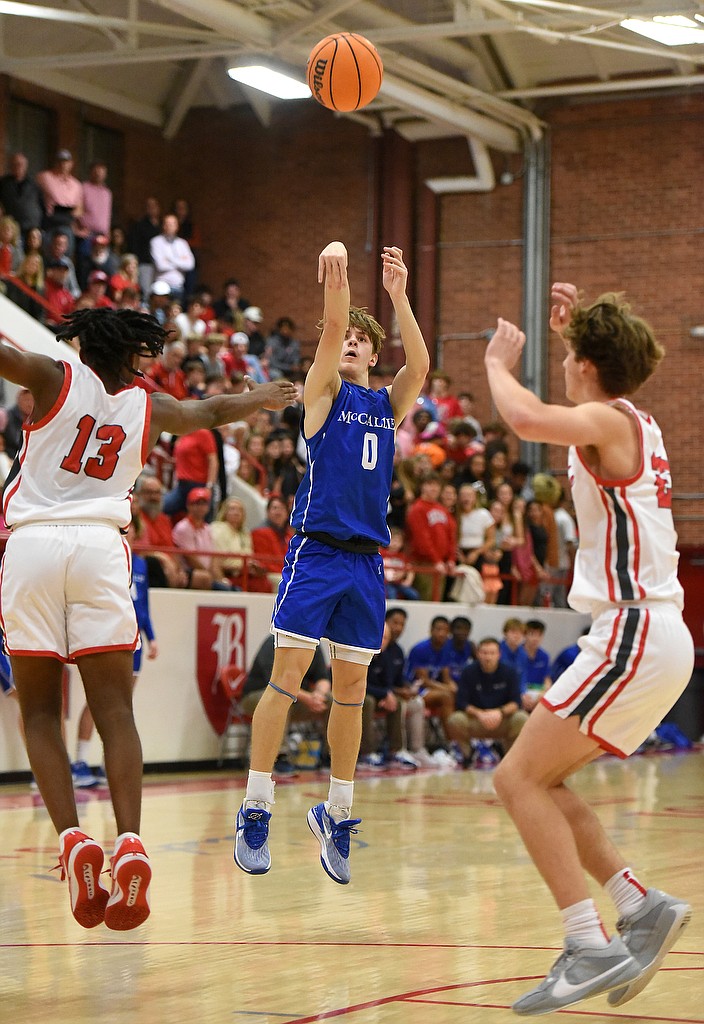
[55, 308, 167, 379]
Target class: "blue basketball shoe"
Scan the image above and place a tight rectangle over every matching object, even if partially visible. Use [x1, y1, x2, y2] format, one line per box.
[234, 802, 271, 874]
[307, 802, 361, 885]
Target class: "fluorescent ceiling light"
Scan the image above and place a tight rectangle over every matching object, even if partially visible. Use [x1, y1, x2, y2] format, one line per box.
[620, 15, 704, 46]
[227, 65, 311, 99]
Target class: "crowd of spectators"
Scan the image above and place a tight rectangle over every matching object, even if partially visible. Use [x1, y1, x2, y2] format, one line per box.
[0, 149, 578, 606]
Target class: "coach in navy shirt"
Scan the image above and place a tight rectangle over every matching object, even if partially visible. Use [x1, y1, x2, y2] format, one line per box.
[446, 636, 528, 760]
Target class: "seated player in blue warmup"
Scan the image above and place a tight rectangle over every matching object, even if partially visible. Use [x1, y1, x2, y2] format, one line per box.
[234, 240, 429, 884]
[519, 619, 552, 712]
[499, 616, 526, 673]
[443, 615, 476, 686]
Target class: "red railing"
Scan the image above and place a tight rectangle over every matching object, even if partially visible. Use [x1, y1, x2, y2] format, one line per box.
[0, 273, 55, 316]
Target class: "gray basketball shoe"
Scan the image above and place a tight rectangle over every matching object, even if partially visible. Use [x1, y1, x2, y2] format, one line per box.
[607, 889, 692, 1007]
[512, 936, 640, 1016]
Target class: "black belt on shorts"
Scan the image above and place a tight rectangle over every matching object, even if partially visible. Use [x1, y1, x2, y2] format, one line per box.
[296, 530, 379, 555]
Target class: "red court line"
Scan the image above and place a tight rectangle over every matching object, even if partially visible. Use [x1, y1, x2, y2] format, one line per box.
[407, 996, 704, 1021]
[267, 974, 704, 1024]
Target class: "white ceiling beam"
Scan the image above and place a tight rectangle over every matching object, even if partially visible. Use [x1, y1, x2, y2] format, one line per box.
[517, 22, 702, 65]
[380, 72, 522, 151]
[1, 43, 242, 70]
[383, 52, 543, 132]
[499, 70, 704, 97]
[149, 0, 274, 47]
[2, 66, 163, 125]
[0, 1, 220, 40]
[238, 84, 273, 129]
[274, 0, 360, 47]
[163, 57, 211, 140]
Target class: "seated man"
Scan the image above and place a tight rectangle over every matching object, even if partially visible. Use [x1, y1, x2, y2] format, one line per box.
[134, 475, 210, 589]
[446, 636, 528, 766]
[240, 633, 331, 774]
[519, 618, 552, 711]
[443, 615, 476, 686]
[360, 607, 424, 768]
[499, 616, 526, 673]
[399, 614, 457, 764]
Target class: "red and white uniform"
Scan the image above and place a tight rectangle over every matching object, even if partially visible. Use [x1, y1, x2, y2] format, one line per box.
[0, 360, 151, 662]
[3, 360, 150, 530]
[567, 399, 683, 614]
[543, 400, 693, 756]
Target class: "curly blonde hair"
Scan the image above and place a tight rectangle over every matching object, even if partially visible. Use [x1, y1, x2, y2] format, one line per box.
[564, 292, 664, 397]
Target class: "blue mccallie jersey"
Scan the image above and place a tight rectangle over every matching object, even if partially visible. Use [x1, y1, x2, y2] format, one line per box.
[291, 380, 396, 546]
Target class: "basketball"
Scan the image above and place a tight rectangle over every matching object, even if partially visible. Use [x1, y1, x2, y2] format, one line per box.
[307, 33, 383, 112]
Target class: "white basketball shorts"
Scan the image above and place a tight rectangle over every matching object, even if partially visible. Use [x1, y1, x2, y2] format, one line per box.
[542, 602, 694, 757]
[0, 522, 138, 662]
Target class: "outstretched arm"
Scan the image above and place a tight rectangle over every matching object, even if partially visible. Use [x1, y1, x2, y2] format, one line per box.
[384, 247, 430, 424]
[148, 376, 297, 449]
[483, 311, 627, 450]
[0, 344, 66, 417]
[301, 241, 350, 435]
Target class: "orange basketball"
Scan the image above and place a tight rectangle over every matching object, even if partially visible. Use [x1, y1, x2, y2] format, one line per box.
[307, 33, 383, 112]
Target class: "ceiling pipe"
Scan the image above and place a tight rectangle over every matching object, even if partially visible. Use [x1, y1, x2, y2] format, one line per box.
[425, 136, 496, 193]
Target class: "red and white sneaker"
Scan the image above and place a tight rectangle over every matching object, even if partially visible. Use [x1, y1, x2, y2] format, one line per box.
[58, 828, 110, 929]
[104, 832, 152, 931]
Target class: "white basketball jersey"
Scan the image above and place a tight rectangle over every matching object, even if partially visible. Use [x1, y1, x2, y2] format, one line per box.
[567, 399, 683, 614]
[3, 360, 150, 529]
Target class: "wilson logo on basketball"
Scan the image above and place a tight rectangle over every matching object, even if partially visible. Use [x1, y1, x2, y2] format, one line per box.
[196, 607, 248, 735]
[311, 57, 328, 101]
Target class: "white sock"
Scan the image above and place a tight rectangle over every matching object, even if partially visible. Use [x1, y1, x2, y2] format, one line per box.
[604, 868, 648, 918]
[561, 898, 609, 948]
[245, 770, 275, 808]
[76, 740, 91, 764]
[326, 776, 354, 821]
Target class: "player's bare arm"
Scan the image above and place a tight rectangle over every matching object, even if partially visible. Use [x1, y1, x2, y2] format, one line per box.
[303, 241, 350, 436]
[0, 344, 66, 417]
[148, 376, 296, 450]
[484, 316, 634, 462]
[383, 247, 430, 424]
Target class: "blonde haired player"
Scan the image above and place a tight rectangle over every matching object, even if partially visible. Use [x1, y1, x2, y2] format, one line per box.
[484, 284, 693, 1015]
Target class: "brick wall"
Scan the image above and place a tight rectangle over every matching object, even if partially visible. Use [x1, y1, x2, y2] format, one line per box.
[1, 78, 702, 540]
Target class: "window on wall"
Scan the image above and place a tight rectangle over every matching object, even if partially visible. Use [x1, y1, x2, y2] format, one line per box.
[6, 99, 52, 177]
[81, 122, 124, 227]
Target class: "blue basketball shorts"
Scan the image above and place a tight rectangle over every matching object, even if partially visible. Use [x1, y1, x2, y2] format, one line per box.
[272, 534, 385, 654]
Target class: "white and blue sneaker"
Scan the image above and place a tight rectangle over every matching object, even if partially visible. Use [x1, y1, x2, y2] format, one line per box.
[233, 802, 271, 874]
[307, 802, 361, 885]
[512, 936, 640, 1015]
[607, 889, 692, 1006]
[71, 761, 99, 789]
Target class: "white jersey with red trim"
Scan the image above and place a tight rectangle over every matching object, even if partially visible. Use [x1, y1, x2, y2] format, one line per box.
[567, 398, 683, 614]
[3, 360, 150, 530]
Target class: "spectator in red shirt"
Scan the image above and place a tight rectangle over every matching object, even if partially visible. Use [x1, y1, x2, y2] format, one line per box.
[44, 257, 76, 330]
[427, 371, 463, 422]
[79, 269, 115, 309]
[251, 493, 294, 589]
[134, 476, 211, 589]
[146, 340, 189, 400]
[405, 472, 457, 600]
[163, 426, 218, 519]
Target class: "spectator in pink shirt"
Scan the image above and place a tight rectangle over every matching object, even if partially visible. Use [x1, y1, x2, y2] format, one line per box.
[172, 488, 232, 590]
[36, 149, 83, 254]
